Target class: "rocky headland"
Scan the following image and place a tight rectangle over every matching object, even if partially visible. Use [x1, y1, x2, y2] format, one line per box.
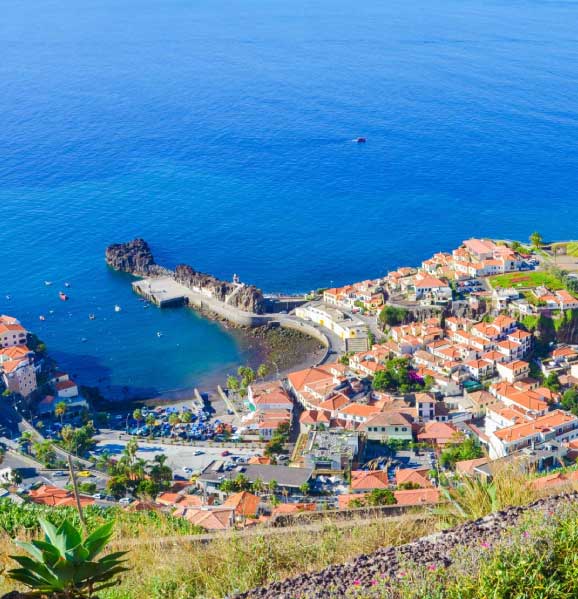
[105, 239, 266, 314]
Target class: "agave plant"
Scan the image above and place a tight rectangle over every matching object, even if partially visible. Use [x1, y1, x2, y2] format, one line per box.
[8, 518, 128, 598]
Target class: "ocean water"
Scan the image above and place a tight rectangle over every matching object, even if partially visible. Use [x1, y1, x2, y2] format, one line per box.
[2, 0, 578, 397]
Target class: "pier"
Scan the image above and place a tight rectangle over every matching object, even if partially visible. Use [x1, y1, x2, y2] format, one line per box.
[132, 277, 188, 308]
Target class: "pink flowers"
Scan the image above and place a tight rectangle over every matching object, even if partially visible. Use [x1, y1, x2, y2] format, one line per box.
[480, 541, 491, 549]
[371, 579, 378, 586]
[353, 580, 361, 586]
[428, 564, 437, 572]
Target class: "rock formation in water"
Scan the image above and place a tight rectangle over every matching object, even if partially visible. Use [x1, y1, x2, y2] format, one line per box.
[105, 238, 156, 276]
[105, 239, 266, 314]
[174, 264, 266, 314]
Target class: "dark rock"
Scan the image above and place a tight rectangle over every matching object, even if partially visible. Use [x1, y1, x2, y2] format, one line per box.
[174, 264, 266, 314]
[105, 238, 156, 276]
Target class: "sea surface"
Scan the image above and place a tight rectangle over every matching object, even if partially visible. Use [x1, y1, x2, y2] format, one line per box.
[2, 0, 578, 398]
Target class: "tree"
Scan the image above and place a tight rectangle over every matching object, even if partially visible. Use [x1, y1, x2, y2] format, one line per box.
[168, 413, 180, 427]
[530, 231, 543, 249]
[544, 372, 561, 392]
[106, 475, 129, 498]
[366, 489, 397, 506]
[180, 411, 192, 424]
[136, 479, 158, 499]
[257, 364, 269, 381]
[227, 376, 240, 392]
[268, 479, 278, 495]
[562, 388, 578, 416]
[440, 437, 484, 469]
[252, 478, 265, 495]
[145, 414, 156, 427]
[54, 401, 67, 424]
[378, 305, 408, 328]
[299, 482, 310, 496]
[7, 518, 128, 598]
[132, 409, 143, 425]
[123, 439, 139, 467]
[33, 441, 56, 467]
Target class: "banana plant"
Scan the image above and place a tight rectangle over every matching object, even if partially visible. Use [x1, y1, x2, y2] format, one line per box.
[7, 518, 128, 598]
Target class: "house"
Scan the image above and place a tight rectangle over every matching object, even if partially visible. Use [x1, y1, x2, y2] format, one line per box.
[359, 412, 413, 442]
[302, 430, 359, 471]
[415, 393, 436, 423]
[295, 303, 369, 347]
[417, 421, 462, 448]
[393, 488, 441, 506]
[488, 410, 578, 459]
[395, 467, 432, 488]
[287, 363, 347, 410]
[55, 379, 79, 398]
[496, 360, 530, 383]
[455, 457, 490, 476]
[1, 357, 37, 397]
[337, 402, 380, 424]
[412, 274, 452, 302]
[222, 491, 261, 517]
[350, 470, 389, 491]
[272, 503, 316, 516]
[28, 485, 94, 508]
[298, 409, 332, 434]
[247, 381, 293, 413]
[0, 316, 28, 348]
[178, 507, 235, 530]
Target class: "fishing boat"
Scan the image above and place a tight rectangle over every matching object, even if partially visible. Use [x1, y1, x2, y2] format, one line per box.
[355, 137, 367, 143]
[64, 282, 71, 288]
[89, 314, 96, 320]
[156, 331, 163, 338]
[114, 305, 122, 313]
[44, 281, 52, 286]
[39, 315, 46, 321]
[59, 291, 68, 301]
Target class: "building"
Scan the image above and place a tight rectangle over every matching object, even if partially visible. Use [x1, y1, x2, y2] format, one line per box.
[302, 430, 359, 471]
[488, 410, 578, 459]
[0, 316, 28, 348]
[247, 381, 293, 413]
[295, 303, 369, 350]
[359, 412, 413, 442]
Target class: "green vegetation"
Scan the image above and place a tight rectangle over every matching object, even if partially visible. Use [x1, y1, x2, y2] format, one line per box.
[348, 489, 397, 508]
[60, 423, 97, 456]
[378, 305, 409, 328]
[7, 518, 128, 598]
[439, 437, 484, 469]
[529, 231, 543, 249]
[372, 358, 425, 393]
[489, 271, 564, 290]
[566, 241, 578, 257]
[264, 421, 290, 458]
[561, 388, 578, 416]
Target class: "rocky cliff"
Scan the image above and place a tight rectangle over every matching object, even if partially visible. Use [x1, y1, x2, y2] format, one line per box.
[174, 264, 266, 314]
[105, 238, 157, 276]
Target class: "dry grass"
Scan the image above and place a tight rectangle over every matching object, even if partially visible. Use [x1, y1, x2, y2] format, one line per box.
[1, 464, 576, 599]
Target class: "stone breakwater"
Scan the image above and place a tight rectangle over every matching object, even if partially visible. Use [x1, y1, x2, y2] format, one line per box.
[236, 492, 578, 599]
[105, 238, 266, 314]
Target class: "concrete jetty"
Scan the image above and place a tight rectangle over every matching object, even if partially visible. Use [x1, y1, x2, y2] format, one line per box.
[132, 277, 188, 307]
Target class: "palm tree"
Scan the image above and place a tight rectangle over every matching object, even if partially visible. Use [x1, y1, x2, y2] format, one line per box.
[227, 376, 240, 392]
[123, 438, 139, 467]
[252, 478, 264, 495]
[257, 364, 269, 381]
[168, 413, 180, 427]
[54, 401, 67, 425]
[268, 479, 278, 496]
[132, 408, 143, 426]
[299, 482, 310, 496]
[180, 411, 192, 424]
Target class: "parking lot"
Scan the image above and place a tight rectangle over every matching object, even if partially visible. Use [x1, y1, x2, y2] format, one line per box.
[92, 437, 259, 477]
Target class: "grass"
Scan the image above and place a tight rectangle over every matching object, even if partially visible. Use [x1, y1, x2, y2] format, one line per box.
[0, 464, 575, 599]
[489, 271, 564, 290]
[347, 501, 578, 599]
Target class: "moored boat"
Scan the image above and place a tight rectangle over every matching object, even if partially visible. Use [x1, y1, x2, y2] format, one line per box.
[59, 291, 68, 301]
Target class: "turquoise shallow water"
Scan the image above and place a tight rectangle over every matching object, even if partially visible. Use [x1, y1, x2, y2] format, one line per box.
[2, 0, 578, 396]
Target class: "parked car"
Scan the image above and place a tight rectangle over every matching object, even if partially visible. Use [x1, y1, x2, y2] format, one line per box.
[92, 493, 103, 500]
[221, 450, 230, 457]
[194, 450, 204, 456]
[119, 497, 132, 505]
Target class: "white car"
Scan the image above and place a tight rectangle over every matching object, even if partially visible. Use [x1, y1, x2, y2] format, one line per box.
[118, 497, 132, 505]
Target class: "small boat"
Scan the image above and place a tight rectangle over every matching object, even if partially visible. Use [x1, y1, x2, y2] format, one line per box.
[114, 305, 122, 313]
[5, 295, 11, 300]
[156, 331, 163, 338]
[44, 281, 52, 286]
[355, 137, 367, 143]
[39, 315, 46, 321]
[89, 314, 96, 320]
[49, 310, 54, 314]
[59, 291, 68, 301]
[143, 303, 150, 309]
[81, 337, 88, 343]
[64, 282, 71, 288]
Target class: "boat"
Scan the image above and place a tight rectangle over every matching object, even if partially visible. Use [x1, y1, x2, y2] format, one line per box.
[39, 315, 46, 321]
[114, 305, 122, 313]
[156, 331, 163, 338]
[44, 281, 52, 286]
[59, 291, 68, 301]
[5, 295, 11, 301]
[355, 137, 367, 143]
[89, 314, 96, 320]
[64, 282, 71, 288]
[81, 337, 88, 343]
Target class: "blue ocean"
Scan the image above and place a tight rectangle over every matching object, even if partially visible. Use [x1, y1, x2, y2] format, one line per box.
[2, 0, 578, 397]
